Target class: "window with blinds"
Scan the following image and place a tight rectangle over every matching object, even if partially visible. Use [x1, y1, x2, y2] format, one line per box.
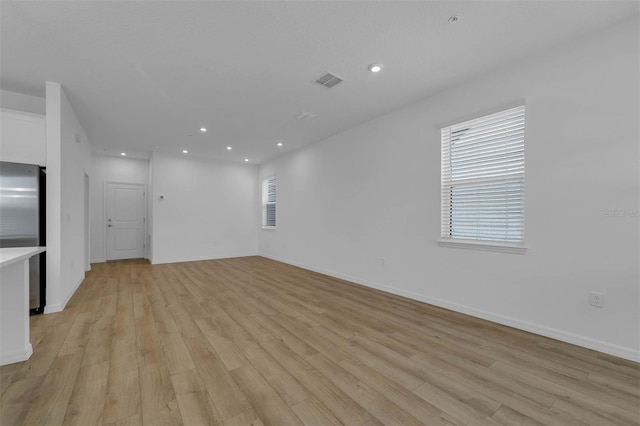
[440, 105, 526, 252]
[262, 176, 276, 228]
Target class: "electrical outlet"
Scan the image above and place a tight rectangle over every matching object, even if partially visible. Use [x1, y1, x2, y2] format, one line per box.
[590, 291, 604, 308]
[379, 258, 386, 267]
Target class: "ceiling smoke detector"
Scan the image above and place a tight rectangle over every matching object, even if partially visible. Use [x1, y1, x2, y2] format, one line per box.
[315, 72, 343, 89]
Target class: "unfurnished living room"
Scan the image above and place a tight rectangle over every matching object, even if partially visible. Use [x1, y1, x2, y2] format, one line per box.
[0, 1, 638, 425]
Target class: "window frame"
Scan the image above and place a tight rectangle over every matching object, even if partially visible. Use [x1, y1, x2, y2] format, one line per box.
[261, 175, 276, 230]
[439, 105, 527, 254]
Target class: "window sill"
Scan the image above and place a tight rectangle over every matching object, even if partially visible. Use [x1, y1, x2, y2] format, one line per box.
[261, 226, 277, 231]
[438, 239, 527, 254]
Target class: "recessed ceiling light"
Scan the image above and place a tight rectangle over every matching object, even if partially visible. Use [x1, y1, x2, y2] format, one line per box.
[244, 158, 249, 162]
[182, 150, 189, 154]
[368, 64, 383, 73]
[226, 146, 232, 150]
[448, 15, 460, 24]
[120, 152, 126, 156]
[276, 142, 283, 147]
[200, 127, 207, 133]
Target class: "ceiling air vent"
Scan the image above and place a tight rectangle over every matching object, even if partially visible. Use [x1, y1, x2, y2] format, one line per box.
[315, 72, 343, 89]
[295, 112, 316, 121]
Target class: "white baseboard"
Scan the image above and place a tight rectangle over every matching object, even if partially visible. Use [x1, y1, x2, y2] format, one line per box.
[44, 304, 62, 314]
[61, 273, 85, 310]
[0, 343, 33, 366]
[150, 252, 258, 265]
[44, 272, 85, 314]
[91, 256, 153, 264]
[260, 255, 640, 363]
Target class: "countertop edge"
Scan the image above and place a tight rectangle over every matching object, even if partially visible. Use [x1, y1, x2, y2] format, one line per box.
[0, 247, 46, 269]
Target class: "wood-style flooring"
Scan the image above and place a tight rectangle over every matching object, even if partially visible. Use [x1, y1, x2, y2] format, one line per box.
[1, 256, 638, 425]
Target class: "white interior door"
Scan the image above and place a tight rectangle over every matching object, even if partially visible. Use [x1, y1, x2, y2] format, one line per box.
[106, 182, 145, 261]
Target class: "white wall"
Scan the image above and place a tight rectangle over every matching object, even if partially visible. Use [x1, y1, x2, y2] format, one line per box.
[90, 154, 150, 263]
[60, 85, 92, 310]
[259, 19, 640, 361]
[150, 152, 258, 264]
[45, 83, 62, 313]
[45, 82, 91, 313]
[0, 90, 46, 115]
[0, 109, 46, 166]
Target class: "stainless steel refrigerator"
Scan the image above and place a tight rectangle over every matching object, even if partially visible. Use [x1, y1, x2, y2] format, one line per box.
[0, 161, 46, 314]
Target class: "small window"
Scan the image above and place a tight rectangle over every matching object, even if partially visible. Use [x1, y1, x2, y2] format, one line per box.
[440, 105, 526, 253]
[262, 176, 276, 228]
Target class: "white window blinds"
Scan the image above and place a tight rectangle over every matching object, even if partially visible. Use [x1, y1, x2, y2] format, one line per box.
[441, 105, 525, 248]
[262, 176, 276, 228]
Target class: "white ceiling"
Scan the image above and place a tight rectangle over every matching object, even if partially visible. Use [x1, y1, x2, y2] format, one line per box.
[1, 1, 638, 164]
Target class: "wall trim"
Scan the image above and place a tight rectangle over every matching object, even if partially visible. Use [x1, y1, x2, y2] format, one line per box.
[44, 304, 62, 314]
[150, 252, 259, 265]
[260, 254, 640, 363]
[0, 343, 33, 366]
[0, 108, 45, 121]
[44, 273, 84, 314]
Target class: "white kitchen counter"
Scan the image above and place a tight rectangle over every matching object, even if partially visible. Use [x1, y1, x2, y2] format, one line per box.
[0, 246, 45, 365]
[0, 247, 46, 268]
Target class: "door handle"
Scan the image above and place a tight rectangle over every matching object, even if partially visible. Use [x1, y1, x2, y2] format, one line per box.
[107, 224, 112, 227]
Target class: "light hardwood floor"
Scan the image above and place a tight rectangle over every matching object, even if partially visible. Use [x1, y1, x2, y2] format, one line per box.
[1, 257, 638, 425]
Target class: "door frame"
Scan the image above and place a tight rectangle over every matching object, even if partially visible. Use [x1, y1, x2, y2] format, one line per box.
[84, 172, 90, 271]
[103, 181, 147, 261]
